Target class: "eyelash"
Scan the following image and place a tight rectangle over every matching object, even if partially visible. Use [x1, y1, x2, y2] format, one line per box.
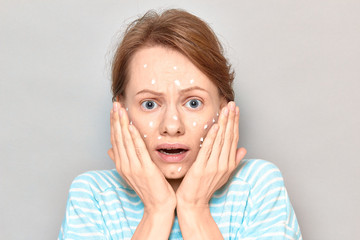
[140, 98, 204, 111]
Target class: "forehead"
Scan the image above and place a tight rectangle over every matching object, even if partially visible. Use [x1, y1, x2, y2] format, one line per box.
[126, 46, 217, 95]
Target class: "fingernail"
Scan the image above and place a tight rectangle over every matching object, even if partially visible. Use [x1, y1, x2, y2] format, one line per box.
[222, 107, 229, 116]
[229, 101, 235, 111]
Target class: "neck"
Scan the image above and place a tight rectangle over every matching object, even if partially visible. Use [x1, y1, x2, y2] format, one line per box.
[166, 177, 183, 192]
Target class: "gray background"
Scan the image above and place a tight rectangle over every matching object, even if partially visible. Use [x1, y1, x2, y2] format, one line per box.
[1, 0, 359, 239]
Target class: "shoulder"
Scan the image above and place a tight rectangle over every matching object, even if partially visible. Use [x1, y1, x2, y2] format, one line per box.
[69, 169, 132, 194]
[232, 159, 285, 189]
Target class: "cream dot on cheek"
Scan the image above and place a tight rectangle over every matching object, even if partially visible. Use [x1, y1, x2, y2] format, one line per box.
[158, 136, 162, 140]
[144, 134, 147, 138]
[200, 137, 204, 142]
[149, 121, 154, 127]
[193, 122, 197, 127]
[174, 80, 180, 86]
[144, 64, 147, 68]
[204, 124, 208, 130]
[173, 66, 177, 70]
[212, 118, 216, 123]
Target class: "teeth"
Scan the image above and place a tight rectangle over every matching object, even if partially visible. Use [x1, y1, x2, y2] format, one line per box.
[159, 149, 186, 155]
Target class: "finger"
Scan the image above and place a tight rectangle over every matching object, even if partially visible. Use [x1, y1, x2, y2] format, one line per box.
[112, 102, 130, 171]
[229, 106, 240, 167]
[218, 101, 236, 170]
[206, 104, 229, 167]
[118, 106, 141, 168]
[128, 124, 153, 167]
[235, 147, 247, 167]
[107, 148, 115, 163]
[194, 123, 219, 167]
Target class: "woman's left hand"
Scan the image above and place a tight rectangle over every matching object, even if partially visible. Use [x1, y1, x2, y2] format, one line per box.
[176, 101, 247, 209]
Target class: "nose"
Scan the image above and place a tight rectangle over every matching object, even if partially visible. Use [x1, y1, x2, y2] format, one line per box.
[159, 105, 185, 136]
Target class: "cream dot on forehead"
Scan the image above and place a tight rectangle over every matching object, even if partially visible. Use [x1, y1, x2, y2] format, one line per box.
[174, 80, 180, 86]
[151, 79, 156, 85]
[173, 66, 177, 70]
[190, 79, 194, 84]
[144, 64, 147, 68]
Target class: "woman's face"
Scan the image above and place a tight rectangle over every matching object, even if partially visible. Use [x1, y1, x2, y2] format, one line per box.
[123, 46, 226, 179]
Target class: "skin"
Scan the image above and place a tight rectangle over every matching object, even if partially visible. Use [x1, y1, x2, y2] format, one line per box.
[108, 46, 247, 239]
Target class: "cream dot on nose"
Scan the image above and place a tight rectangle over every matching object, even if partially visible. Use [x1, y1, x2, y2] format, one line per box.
[151, 79, 156, 84]
[173, 115, 178, 120]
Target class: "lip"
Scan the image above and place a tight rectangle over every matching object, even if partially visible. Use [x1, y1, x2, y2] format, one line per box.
[156, 143, 190, 163]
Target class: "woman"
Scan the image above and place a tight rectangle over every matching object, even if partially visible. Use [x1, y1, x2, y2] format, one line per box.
[59, 9, 302, 239]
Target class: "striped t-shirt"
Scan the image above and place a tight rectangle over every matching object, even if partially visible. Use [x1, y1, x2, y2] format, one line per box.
[59, 159, 302, 239]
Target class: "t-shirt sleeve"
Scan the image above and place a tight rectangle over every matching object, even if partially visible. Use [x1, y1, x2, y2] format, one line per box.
[58, 173, 109, 240]
[237, 160, 302, 239]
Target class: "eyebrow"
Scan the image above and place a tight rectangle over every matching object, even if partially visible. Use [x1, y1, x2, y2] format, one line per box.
[135, 86, 209, 96]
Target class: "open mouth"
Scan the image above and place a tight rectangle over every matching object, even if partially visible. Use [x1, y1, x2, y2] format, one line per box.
[157, 148, 188, 155]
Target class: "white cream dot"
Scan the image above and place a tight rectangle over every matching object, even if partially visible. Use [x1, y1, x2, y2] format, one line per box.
[216, 112, 219, 116]
[158, 136, 162, 140]
[151, 79, 156, 84]
[212, 118, 215, 123]
[200, 137, 204, 142]
[174, 80, 180, 86]
[204, 124, 208, 129]
[126, 108, 129, 111]
[149, 121, 153, 127]
[173, 66, 177, 70]
[173, 115, 178, 120]
[144, 134, 147, 138]
[190, 79, 194, 84]
[200, 144, 202, 147]
[130, 121, 132, 125]
[177, 167, 182, 172]
[144, 64, 147, 68]
[193, 122, 197, 127]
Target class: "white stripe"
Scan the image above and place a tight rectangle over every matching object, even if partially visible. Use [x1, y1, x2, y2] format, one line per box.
[92, 171, 112, 188]
[67, 223, 96, 228]
[67, 231, 104, 237]
[248, 162, 271, 185]
[210, 200, 247, 207]
[253, 168, 280, 191]
[255, 187, 285, 204]
[69, 197, 94, 204]
[250, 196, 287, 217]
[243, 160, 258, 180]
[249, 212, 287, 228]
[97, 171, 120, 187]
[67, 214, 102, 224]
[81, 173, 106, 191]
[70, 205, 101, 214]
[69, 188, 93, 196]
[260, 204, 287, 216]
[252, 177, 283, 200]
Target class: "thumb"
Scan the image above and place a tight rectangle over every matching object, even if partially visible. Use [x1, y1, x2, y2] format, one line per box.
[235, 147, 247, 167]
[107, 148, 115, 163]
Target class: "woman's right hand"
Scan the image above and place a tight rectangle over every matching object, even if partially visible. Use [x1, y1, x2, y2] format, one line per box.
[109, 102, 176, 216]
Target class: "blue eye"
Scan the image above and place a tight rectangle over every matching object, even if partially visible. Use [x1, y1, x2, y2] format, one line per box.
[185, 99, 202, 109]
[141, 100, 158, 110]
